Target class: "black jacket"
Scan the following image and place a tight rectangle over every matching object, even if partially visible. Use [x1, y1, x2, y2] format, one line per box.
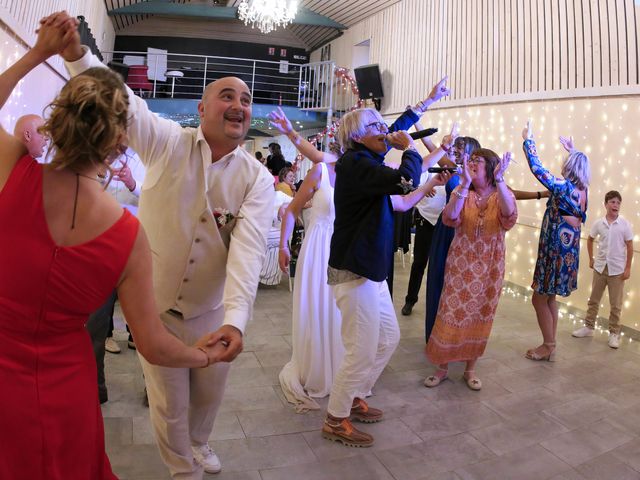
[329, 143, 422, 281]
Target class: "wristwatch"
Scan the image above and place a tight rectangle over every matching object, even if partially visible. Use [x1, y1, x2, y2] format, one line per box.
[403, 145, 417, 152]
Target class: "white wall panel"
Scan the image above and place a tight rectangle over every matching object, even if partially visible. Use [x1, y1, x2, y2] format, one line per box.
[316, 0, 640, 114]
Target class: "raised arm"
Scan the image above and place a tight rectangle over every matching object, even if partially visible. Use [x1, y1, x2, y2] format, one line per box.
[391, 171, 451, 212]
[419, 122, 459, 172]
[268, 107, 338, 164]
[0, 14, 76, 186]
[412, 117, 437, 152]
[521, 120, 561, 191]
[278, 164, 322, 272]
[494, 152, 517, 218]
[60, 16, 182, 169]
[357, 132, 422, 196]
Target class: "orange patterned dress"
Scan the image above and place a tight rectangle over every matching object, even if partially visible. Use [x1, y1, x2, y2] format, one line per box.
[426, 189, 517, 364]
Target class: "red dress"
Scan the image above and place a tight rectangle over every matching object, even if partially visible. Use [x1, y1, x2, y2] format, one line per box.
[0, 156, 139, 479]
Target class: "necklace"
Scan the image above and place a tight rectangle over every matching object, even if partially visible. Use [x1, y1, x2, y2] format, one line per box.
[474, 190, 492, 202]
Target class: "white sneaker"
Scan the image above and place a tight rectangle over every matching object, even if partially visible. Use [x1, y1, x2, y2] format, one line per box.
[608, 333, 620, 349]
[192, 444, 222, 474]
[572, 326, 594, 338]
[105, 337, 121, 354]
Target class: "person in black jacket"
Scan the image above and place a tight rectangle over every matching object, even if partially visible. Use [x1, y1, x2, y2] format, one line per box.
[322, 107, 438, 448]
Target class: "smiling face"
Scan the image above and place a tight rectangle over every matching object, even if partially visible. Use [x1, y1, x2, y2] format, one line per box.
[198, 77, 252, 151]
[468, 153, 488, 183]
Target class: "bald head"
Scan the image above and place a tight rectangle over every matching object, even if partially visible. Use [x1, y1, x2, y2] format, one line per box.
[198, 77, 252, 160]
[202, 76, 251, 104]
[14, 114, 48, 158]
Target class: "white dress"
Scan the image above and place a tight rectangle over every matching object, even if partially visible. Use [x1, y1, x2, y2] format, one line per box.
[279, 163, 344, 412]
[259, 190, 292, 285]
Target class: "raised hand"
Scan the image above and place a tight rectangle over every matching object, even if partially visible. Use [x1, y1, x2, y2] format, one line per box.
[559, 135, 575, 153]
[441, 121, 460, 149]
[267, 107, 293, 135]
[33, 11, 78, 59]
[427, 75, 451, 103]
[460, 153, 472, 188]
[522, 120, 534, 141]
[494, 151, 512, 181]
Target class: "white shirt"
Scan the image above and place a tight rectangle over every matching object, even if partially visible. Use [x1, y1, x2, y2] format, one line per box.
[590, 216, 633, 276]
[415, 172, 446, 225]
[66, 48, 274, 333]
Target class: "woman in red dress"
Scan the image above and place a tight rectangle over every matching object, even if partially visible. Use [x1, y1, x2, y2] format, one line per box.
[0, 14, 226, 479]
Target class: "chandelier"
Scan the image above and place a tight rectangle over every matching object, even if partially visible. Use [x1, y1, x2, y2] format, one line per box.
[237, 0, 299, 34]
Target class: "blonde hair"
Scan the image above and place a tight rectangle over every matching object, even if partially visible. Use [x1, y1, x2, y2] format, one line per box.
[337, 108, 385, 151]
[42, 67, 129, 178]
[561, 151, 590, 190]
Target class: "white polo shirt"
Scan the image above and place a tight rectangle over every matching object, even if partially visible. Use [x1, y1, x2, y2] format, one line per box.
[590, 216, 633, 276]
[415, 172, 446, 225]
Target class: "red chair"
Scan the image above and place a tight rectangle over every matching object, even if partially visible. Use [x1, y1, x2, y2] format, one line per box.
[126, 65, 153, 97]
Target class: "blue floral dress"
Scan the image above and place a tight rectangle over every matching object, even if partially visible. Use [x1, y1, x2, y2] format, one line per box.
[523, 139, 587, 297]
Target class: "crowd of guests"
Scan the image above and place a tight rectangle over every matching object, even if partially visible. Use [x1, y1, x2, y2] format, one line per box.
[0, 9, 635, 479]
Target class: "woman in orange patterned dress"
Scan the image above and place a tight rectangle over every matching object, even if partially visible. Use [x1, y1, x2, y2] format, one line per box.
[424, 148, 517, 391]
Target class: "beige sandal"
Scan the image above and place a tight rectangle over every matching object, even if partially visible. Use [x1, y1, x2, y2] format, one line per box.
[463, 370, 482, 391]
[424, 368, 448, 388]
[525, 342, 556, 362]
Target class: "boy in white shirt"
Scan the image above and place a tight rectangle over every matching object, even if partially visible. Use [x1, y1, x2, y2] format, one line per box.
[573, 190, 634, 348]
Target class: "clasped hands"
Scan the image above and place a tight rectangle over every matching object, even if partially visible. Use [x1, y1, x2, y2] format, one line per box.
[33, 11, 81, 61]
[194, 324, 243, 365]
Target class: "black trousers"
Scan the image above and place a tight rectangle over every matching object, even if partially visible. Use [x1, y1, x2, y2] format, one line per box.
[86, 290, 117, 403]
[404, 213, 436, 305]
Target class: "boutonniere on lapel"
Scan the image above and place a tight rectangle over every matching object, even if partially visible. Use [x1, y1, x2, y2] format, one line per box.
[212, 207, 242, 229]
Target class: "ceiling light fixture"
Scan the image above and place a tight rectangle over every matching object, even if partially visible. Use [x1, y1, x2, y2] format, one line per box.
[237, 0, 299, 34]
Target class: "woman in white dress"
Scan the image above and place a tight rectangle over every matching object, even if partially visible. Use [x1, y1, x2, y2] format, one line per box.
[278, 160, 341, 411]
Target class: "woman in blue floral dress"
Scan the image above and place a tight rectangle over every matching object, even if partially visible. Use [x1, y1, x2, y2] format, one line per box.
[522, 121, 590, 361]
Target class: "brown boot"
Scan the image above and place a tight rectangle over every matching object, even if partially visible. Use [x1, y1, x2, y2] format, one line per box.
[350, 397, 383, 423]
[321, 416, 374, 447]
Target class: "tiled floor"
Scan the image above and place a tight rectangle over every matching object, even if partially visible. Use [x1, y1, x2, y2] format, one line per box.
[103, 261, 640, 480]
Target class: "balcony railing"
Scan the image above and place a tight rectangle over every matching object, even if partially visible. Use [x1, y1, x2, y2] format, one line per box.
[102, 50, 306, 106]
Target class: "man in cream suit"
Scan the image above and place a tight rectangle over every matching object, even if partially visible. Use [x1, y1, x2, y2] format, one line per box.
[60, 19, 274, 480]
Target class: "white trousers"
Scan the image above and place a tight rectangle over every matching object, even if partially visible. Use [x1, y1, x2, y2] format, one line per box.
[139, 309, 230, 480]
[327, 278, 400, 418]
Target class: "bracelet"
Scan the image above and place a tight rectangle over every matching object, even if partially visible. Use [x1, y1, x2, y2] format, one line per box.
[537, 191, 541, 200]
[495, 177, 504, 183]
[279, 245, 289, 251]
[441, 144, 451, 153]
[288, 131, 301, 145]
[196, 346, 210, 368]
[453, 189, 468, 199]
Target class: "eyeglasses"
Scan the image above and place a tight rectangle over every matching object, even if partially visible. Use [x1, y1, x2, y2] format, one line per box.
[365, 121, 389, 133]
[468, 157, 486, 165]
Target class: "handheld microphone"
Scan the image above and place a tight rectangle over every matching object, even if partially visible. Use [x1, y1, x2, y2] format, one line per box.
[409, 127, 438, 140]
[386, 128, 438, 143]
